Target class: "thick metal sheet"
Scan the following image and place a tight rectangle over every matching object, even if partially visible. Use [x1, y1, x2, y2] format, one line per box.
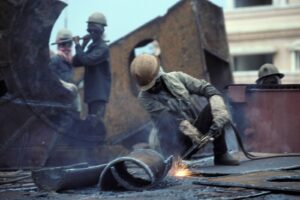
[194, 170, 300, 194]
[191, 156, 300, 175]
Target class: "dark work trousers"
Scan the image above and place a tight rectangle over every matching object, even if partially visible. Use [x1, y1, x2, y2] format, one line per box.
[88, 100, 106, 120]
[193, 104, 228, 156]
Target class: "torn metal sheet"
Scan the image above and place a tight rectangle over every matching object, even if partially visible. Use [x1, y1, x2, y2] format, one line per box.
[193, 170, 300, 194]
[191, 156, 300, 176]
[99, 149, 173, 191]
[0, 0, 119, 169]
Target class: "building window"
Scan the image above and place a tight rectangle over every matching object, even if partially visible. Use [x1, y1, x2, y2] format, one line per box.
[232, 54, 273, 71]
[234, 0, 272, 8]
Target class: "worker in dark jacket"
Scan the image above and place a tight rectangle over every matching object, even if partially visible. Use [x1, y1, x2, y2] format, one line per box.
[256, 63, 284, 85]
[72, 12, 111, 121]
[130, 54, 239, 165]
[236, 63, 285, 143]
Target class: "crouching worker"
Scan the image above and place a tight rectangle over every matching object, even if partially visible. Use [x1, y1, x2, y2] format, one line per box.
[130, 54, 239, 165]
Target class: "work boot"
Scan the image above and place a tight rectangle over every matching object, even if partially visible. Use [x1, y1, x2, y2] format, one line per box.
[214, 152, 239, 166]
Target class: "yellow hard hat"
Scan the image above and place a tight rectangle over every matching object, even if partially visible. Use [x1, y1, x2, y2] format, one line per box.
[130, 54, 160, 91]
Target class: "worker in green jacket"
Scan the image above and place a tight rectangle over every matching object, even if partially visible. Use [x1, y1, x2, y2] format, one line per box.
[130, 54, 239, 165]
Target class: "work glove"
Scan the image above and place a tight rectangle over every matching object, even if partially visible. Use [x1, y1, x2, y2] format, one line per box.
[179, 120, 213, 145]
[59, 79, 78, 98]
[208, 95, 230, 137]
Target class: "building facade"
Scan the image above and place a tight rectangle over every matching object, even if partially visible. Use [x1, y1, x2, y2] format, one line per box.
[224, 0, 300, 84]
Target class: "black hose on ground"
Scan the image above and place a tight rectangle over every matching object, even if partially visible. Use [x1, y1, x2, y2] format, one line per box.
[230, 122, 300, 160]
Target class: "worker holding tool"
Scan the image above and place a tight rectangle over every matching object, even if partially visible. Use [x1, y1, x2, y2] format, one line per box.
[72, 12, 111, 125]
[130, 54, 239, 165]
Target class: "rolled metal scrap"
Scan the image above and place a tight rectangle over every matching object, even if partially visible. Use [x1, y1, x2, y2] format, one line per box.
[32, 149, 172, 192]
[99, 149, 173, 191]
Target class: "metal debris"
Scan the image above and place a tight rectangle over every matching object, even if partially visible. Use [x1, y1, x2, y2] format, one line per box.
[99, 149, 173, 191]
[32, 149, 173, 192]
[191, 156, 300, 176]
[193, 170, 300, 194]
[0, 171, 35, 192]
[1, 167, 300, 199]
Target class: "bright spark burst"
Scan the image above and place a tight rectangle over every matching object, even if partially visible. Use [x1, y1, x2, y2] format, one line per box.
[169, 157, 192, 177]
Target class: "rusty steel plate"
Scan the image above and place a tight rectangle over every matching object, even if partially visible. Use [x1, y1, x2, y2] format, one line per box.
[191, 156, 300, 176]
[193, 170, 300, 194]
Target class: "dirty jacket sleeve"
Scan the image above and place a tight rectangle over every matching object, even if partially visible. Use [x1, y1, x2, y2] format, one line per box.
[175, 71, 221, 98]
[175, 72, 229, 136]
[73, 44, 108, 67]
[169, 72, 228, 137]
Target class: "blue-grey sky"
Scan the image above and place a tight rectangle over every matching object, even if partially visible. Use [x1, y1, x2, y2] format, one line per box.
[50, 0, 225, 49]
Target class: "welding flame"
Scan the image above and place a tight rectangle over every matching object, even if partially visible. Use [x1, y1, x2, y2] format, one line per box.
[169, 158, 192, 177]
